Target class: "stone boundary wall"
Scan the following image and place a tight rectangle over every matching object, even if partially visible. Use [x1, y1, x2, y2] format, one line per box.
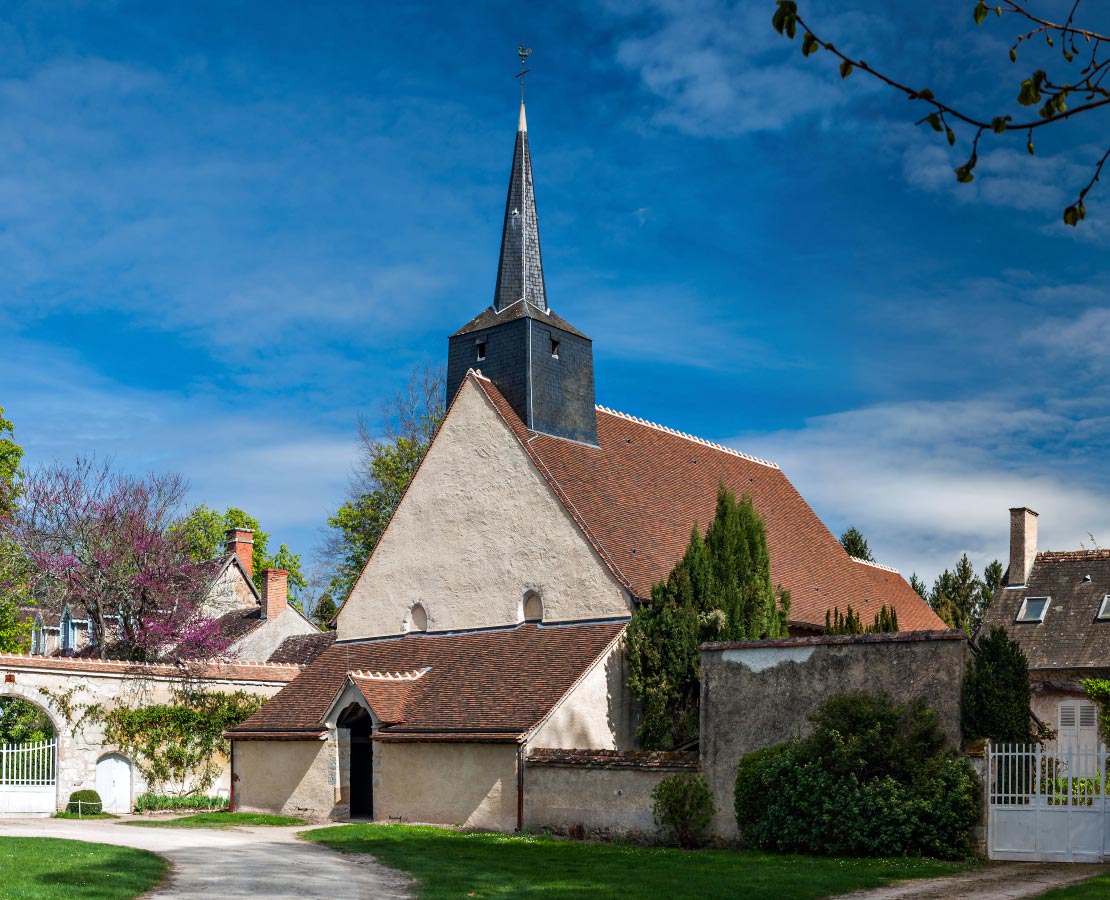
[524, 749, 698, 839]
[700, 630, 969, 839]
[0, 655, 298, 815]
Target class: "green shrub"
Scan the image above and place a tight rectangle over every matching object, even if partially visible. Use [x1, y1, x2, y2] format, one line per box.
[651, 773, 716, 848]
[67, 789, 102, 815]
[962, 626, 1033, 744]
[134, 793, 229, 813]
[734, 692, 980, 859]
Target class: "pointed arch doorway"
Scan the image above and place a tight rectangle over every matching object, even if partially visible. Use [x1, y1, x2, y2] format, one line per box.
[337, 703, 374, 819]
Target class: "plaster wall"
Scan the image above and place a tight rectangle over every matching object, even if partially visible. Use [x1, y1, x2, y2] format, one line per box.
[375, 741, 518, 831]
[529, 640, 634, 750]
[233, 738, 341, 821]
[700, 633, 968, 838]
[0, 665, 288, 814]
[523, 764, 673, 838]
[201, 564, 258, 616]
[1028, 669, 1108, 730]
[232, 609, 319, 662]
[338, 378, 629, 640]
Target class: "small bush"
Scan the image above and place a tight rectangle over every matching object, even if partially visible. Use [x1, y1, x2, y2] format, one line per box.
[134, 793, 229, 813]
[651, 773, 716, 848]
[67, 789, 102, 815]
[734, 692, 980, 859]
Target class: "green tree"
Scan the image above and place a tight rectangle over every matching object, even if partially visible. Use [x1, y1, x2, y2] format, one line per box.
[929, 554, 1001, 636]
[627, 484, 791, 749]
[839, 526, 874, 562]
[0, 407, 29, 652]
[909, 573, 929, 600]
[0, 697, 54, 744]
[825, 604, 899, 635]
[962, 626, 1033, 744]
[312, 592, 339, 630]
[323, 365, 445, 603]
[175, 505, 306, 600]
[771, 2, 1110, 225]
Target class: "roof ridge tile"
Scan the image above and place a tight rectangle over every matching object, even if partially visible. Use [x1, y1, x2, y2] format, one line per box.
[594, 405, 780, 469]
[850, 557, 901, 574]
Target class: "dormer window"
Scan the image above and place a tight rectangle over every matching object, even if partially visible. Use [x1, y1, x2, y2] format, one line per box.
[1016, 596, 1050, 623]
[550, 338, 559, 359]
[476, 340, 487, 361]
[1098, 595, 1110, 620]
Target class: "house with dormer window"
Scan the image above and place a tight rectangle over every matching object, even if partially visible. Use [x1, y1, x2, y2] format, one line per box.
[981, 507, 1110, 751]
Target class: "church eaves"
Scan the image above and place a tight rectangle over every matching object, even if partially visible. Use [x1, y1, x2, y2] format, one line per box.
[493, 102, 547, 313]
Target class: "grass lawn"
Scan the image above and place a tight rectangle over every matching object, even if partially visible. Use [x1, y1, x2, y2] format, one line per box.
[124, 811, 306, 829]
[52, 811, 118, 820]
[1036, 873, 1110, 899]
[302, 824, 967, 900]
[0, 837, 166, 900]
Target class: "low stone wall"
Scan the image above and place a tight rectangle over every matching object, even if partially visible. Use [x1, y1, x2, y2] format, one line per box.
[700, 630, 968, 838]
[523, 749, 698, 839]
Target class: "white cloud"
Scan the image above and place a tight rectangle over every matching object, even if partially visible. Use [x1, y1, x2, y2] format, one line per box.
[734, 399, 1110, 583]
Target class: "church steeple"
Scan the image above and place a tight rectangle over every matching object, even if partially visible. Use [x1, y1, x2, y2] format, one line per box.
[493, 102, 547, 313]
[446, 76, 598, 446]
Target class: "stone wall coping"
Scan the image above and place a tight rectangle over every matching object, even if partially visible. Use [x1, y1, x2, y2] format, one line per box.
[700, 629, 964, 652]
[527, 748, 699, 770]
[0, 652, 304, 683]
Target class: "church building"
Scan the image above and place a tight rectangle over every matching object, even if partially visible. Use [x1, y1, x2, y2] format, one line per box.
[228, 97, 944, 829]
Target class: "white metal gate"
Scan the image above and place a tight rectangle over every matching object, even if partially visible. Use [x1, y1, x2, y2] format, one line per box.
[0, 739, 57, 817]
[989, 742, 1110, 862]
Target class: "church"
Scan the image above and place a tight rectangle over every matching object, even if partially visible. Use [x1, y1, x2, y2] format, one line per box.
[227, 97, 944, 829]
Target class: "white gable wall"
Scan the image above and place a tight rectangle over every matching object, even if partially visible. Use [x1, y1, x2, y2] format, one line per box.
[338, 378, 630, 640]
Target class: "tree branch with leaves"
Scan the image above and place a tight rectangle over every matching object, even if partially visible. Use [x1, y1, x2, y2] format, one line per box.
[772, 0, 1110, 225]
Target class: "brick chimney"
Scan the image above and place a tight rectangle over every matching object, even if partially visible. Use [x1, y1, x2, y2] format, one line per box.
[261, 568, 288, 620]
[1009, 507, 1039, 586]
[225, 528, 254, 579]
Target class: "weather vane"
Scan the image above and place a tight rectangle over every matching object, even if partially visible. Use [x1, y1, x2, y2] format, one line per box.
[516, 44, 533, 103]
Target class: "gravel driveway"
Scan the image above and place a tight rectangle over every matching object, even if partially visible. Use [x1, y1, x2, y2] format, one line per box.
[833, 861, 1109, 900]
[0, 817, 412, 899]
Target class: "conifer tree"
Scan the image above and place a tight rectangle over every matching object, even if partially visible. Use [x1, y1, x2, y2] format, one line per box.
[962, 626, 1033, 744]
[839, 526, 874, 562]
[626, 484, 790, 749]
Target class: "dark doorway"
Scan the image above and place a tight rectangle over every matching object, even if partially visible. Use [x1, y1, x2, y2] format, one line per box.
[338, 703, 374, 819]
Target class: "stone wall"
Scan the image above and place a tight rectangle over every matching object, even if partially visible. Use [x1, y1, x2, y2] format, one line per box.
[700, 630, 968, 838]
[523, 749, 697, 839]
[0, 655, 298, 815]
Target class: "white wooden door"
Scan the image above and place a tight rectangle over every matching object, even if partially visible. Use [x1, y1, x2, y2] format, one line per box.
[95, 755, 132, 813]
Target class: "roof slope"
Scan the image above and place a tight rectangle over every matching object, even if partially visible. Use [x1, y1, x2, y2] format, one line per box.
[981, 549, 1110, 668]
[470, 373, 942, 632]
[231, 620, 626, 740]
[268, 631, 337, 665]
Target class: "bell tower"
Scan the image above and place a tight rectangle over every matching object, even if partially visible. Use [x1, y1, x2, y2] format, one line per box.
[446, 83, 598, 446]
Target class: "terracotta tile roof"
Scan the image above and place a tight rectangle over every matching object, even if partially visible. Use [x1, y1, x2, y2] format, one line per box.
[527, 748, 699, 770]
[268, 631, 337, 665]
[230, 620, 626, 740]
[215, 607, 266, 644]
[0, 653, 303, 682]
[348, 669, 430, 725]
[468, 373, 943, 632]
[981, 550, 1110, 669]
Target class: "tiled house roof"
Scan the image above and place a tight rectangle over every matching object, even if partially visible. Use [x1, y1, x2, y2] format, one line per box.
[268, 631, 337, 665]
[468, 373, 942, 632]
[981, 550, 1110, 669]
[230, 620, 626, 741]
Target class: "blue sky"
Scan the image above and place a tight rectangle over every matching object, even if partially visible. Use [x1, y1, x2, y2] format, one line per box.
[2, 0, 1108, 588]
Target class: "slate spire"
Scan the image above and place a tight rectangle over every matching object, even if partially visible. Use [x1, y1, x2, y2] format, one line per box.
[493, 101, 547, 313]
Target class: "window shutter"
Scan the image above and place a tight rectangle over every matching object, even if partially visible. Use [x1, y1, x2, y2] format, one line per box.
[1060, 704, 1077, 730]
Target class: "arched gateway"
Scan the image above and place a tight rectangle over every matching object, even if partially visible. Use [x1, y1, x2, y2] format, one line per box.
[0, 695, 58, 817]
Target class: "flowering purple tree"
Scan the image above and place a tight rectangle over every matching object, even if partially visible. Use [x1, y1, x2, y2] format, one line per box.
[11, 458, 228, 661]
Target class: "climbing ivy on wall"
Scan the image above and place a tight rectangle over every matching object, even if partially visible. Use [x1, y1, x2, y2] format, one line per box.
[42, 684, 263, 795]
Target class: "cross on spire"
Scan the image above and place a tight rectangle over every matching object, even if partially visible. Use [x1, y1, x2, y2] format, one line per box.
[515, 44, 532, 104]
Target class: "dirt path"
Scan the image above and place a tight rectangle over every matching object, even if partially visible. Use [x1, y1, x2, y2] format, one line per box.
[0, 817, 412, 899]
[834, 861, 1108, 900]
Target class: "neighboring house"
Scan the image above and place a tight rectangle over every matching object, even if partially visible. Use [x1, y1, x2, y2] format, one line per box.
[21, 528, 318, 663]
[229, 97, 945, 828]
[981, 507, 1109, 752]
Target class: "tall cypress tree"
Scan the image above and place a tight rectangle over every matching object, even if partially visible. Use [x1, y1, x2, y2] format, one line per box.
[626, 484, 790, 749]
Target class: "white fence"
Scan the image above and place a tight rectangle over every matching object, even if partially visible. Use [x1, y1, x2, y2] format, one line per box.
[988, 742, 1110, 862]
[0, 740, 57, 817]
